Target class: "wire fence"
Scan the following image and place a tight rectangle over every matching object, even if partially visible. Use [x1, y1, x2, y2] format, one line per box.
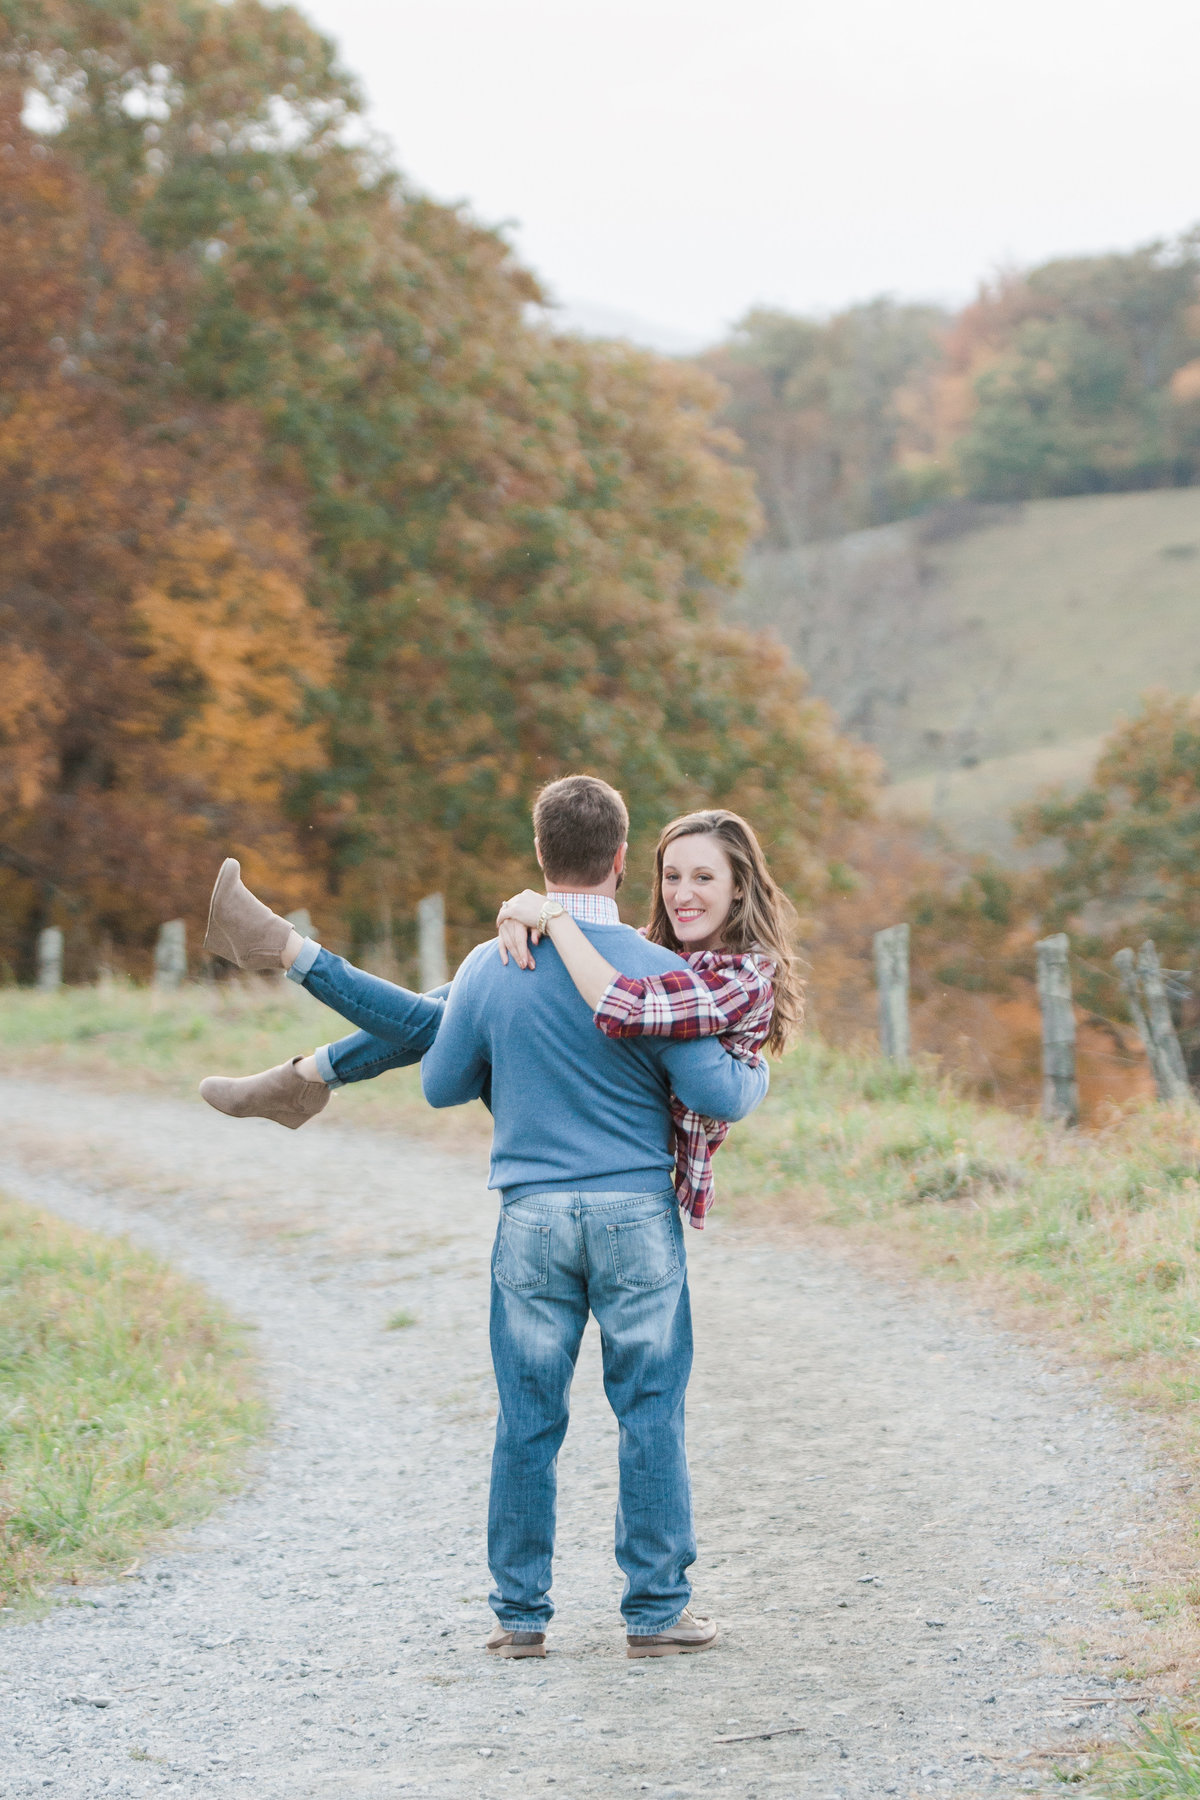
[873, 925, 1197, 1121]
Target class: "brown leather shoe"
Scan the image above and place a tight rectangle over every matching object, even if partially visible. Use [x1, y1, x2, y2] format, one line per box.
[626, 1607, 718, 1658]
[485, 1624, 547, 1659]
[199, 1060, 330, 1130]
[203, 858, 294, 970]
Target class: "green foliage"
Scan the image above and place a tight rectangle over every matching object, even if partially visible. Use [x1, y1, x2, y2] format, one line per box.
[957, 245, 1200, 501]
[908, 865, 1025, 998]
[0, 1189, 263, 1605]
[1019, 692, 1200, 965]
[0, 0, 874, 968]
[704, 297, 949, 545]
[709, 240, 1200, 546]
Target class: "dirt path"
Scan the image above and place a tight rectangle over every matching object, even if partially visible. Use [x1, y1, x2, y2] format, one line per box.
[0, 1077, 1170, 1798]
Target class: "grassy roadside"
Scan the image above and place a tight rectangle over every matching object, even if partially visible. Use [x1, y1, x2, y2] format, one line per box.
[0, 1190, 264, 1612]
[717, 1042, 1200, 1789]
[1092, 1712, 1200, 1797]
[0, 979, 492, 1151]
[5, 984, 1200, 1780]
[719, 1042, 1200, 1458]
[5, 983, 1200, 1441]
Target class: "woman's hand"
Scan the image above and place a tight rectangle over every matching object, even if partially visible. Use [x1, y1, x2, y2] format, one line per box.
[498, 887, 619, 1009]
[495, 889, 548, 969]
[497, 915, 535, 970]
[498, 889, 548, 929]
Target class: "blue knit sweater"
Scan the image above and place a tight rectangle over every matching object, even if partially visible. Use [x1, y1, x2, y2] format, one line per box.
[421, 923, 768, 1199]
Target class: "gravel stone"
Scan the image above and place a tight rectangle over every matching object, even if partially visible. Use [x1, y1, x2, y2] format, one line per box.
[0, 1076, 1168, 1797]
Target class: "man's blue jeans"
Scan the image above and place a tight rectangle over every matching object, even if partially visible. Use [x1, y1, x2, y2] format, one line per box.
[286, 943, 697, 1629]
[488, 1187, 696, 1634]
[285, 939, 446, 1085]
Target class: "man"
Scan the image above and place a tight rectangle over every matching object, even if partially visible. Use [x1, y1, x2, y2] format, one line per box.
[421, 775, 768, 1658]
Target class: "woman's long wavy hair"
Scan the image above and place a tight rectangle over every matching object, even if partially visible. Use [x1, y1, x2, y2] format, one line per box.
[644, 809, 804, 1055]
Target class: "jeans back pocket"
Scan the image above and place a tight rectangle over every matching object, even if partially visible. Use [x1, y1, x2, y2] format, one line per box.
[493, 1212, 552, 1292]
[606, 1208, 680, 1291]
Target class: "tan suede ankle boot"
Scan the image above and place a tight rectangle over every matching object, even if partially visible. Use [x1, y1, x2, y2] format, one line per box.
[199, 1060, 331, 1130]
[203, 858, 294, 970]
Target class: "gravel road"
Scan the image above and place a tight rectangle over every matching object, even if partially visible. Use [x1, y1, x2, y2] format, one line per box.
[0, 1075, 1169, 1799]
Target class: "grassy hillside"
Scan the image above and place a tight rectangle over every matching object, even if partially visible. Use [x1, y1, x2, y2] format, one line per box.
[733, 488, 1200, 853]
[878, 735, 1106, 853]
[910, 489, 1200, 766]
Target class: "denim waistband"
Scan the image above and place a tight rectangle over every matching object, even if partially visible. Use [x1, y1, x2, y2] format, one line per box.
[502, 1170, 673, 1204]
[500, 1186, 677, 1213]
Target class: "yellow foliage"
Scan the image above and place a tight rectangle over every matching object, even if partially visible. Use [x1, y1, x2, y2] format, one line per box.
[135, 493, 332, 816]
[0, 649, 65, 813]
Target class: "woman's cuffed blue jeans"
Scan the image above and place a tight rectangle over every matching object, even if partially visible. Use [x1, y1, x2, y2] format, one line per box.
[488, 1187, 695, 1635]
[285, 938, 447, 1085]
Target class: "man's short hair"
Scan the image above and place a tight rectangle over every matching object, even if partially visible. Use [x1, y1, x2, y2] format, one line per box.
[533, 775, 629, 886]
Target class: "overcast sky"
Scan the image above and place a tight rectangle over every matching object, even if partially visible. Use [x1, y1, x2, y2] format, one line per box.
[295, 0, 1200, 351]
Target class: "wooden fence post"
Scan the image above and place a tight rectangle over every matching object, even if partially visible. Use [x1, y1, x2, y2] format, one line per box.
[1035, 932, 1079, 1125]
[418, 893, 448, 991]
[36, 926, 63, 993]
[1136, 939, 1191, 1102]
[153, 919, 187, 990]
[873, 923, 910, 1061]
[1113, 947, 1163, 1094]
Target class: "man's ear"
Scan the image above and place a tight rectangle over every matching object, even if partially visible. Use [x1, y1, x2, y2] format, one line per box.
[534, 836, 545, 872]
[614, 842, 628, 877]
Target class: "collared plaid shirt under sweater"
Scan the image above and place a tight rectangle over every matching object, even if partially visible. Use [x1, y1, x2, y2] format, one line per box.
[545, 893, 774, 1229]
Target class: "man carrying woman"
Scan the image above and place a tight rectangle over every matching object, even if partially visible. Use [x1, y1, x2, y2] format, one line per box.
[199, 775, 802, 1658]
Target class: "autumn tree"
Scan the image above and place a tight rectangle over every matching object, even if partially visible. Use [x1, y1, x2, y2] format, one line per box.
[1015, 692, 1200, 1083]
[3, 0, 875, 966]
[1019, 692, 1200, 965]
[705, 236, 1200, 561]
[943, 243, 1200, 501]
[0, 90, 331, 974]
[703, 299, 949, 547]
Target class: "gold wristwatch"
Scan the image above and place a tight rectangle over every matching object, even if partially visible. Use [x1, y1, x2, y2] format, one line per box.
[535, 898, 566, 936]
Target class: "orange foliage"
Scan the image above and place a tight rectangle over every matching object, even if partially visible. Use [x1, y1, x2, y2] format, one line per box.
[806, 820, 1154, 1120]
[0, 649, 65, 814]
[0, 1, 876, 975]
[0, 94, 331, 972]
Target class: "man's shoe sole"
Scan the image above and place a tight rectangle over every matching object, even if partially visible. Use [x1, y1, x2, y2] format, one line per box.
[626, 1631, 719, 1659]
[486, 1640, 546, 1659]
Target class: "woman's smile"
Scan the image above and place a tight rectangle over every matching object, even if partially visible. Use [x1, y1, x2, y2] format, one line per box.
[661, 833, 739, 953]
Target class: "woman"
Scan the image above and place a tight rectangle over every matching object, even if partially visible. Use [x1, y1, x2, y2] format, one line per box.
[199, 811, 802, 1212]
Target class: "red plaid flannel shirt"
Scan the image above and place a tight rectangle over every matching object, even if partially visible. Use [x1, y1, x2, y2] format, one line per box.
[594, 946, 775, 1228]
